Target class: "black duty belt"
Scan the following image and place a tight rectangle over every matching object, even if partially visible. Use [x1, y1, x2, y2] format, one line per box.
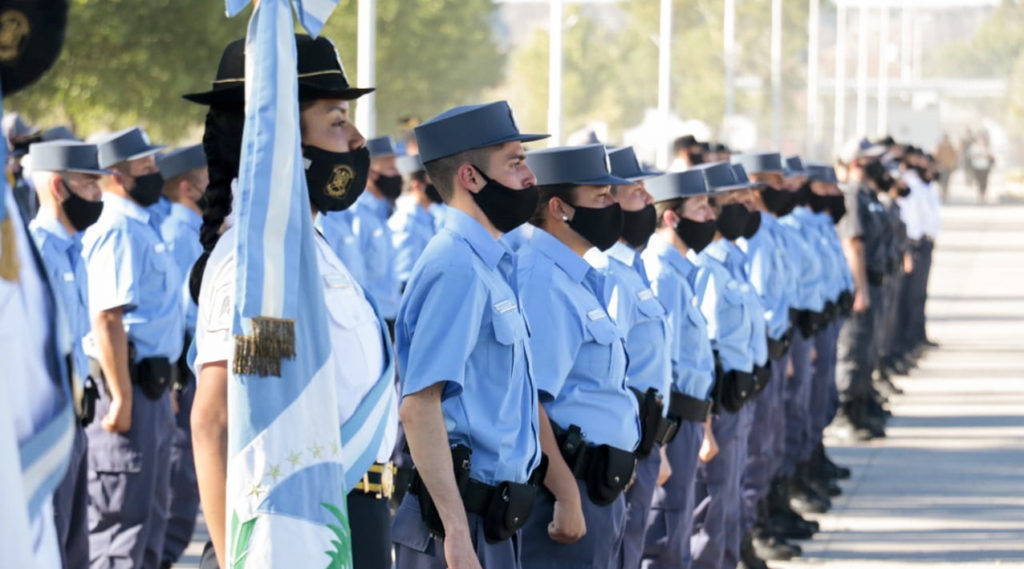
[352, 462, 396, 499]
[667, 390, 711, 423]
[766, 331, 791, 361]
[88, 345, 174, 402]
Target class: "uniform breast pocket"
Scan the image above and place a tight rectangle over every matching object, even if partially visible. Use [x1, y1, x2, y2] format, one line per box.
[636, 293, 666, 323]
[489, 303, 528, 379]
[583, 314, 619, 377]
[720, 283, 752, 334]
[141, 245, 172, 301]
[323, 277, 376, 331]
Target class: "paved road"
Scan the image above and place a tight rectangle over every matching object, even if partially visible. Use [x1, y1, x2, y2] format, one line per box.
[176, 200, 1024, 568]
[778, 201, 1024, 568]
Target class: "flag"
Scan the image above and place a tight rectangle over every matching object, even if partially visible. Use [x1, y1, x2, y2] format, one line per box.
[221, 0, 352, 567]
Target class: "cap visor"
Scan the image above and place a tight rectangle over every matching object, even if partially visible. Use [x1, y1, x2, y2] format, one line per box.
[575, 174, 635, 186]
[626, 169, 664, 181]
[125, 146, 166, 163]
[713, 182, 757, 193]
[65, 167, 113, 176]
[182, 86, 244, 106]
[299, 86, 376, 102]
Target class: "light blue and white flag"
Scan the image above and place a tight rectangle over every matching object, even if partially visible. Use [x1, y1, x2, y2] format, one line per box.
[221, 1, 352, 567]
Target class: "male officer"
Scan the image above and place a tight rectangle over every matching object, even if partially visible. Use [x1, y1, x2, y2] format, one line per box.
[833, 142, 891, 442]
[2, 165, 76, 569]
[389, 153, 441, 291]
[28, 140, 108, 569]
[351, 135, 403, 323]
[517, 144, 641, 569]
[875, 165, 910, 397]
[84, 126, 184, 569]
[729, 153, 802, 564]
[155, 144, 208, 569]
[4, 112, 43, 219]
[391, 101, 545, 569]
[691, 162, 768, 569]
[641, 168, 718, 569]
[584, 145, 669, 569]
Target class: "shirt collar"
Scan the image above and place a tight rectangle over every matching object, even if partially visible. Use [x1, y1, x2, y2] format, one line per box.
[169, 202, 202, 231]
[358, 190, 390, 215]
[606, 241, 637, 267]
[102, 192, 150, 224]
[531, 226, 592, 284]
[444, 206, 508, 269]
[700, 238, 731, 265]
[647, 233, 693, 276]
[30, 209, 74, 248]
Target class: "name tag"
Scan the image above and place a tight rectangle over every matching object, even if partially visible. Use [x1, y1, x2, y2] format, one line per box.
[62, 272, 75, 283]
[323, 273, 350, 289]
[637, 289, 654, 302]
[587, 308, 607, 321]
[154, 243, 166, 253]
[493, 299, 517, 314]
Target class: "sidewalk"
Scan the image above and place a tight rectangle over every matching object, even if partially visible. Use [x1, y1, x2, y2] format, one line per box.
[777, 202, 1024, 568]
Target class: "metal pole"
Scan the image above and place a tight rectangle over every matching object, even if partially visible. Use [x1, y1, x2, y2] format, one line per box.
[724, 0, 736, 119]
[656, 0, 672, 168]
[876, 6, 890, 137]
[912, 13, 924, 81]
[547, 0, 564, 147]
[900, 6, 912, 83]
[855, 4, 869, 138]
[355, 0, 376, 138]
[833, 4, 847, 155]
[806, 0, 821, 157]
[770, 0, 782, 148]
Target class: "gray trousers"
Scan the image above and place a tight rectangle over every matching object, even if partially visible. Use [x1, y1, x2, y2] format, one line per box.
[743, 357, 786, 530]
[897, 239, 933, 353]
[392, 493, 520, 569]
[690, 406, 748, 569]
[835, 285, 884, 403]
[642, 420, 703, 569]
[86, 382, 174, 569]
[784, 332, 814, 477]
[810, 320, 841, 452]
[163, 382, 200, 565]
[54, 423, 90, 569]
[622, 447, 661, 569]
[878, 270, 905, 363]
[521, 479, 628, 569]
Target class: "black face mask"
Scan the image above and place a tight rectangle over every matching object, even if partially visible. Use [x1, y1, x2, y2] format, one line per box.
[621, 204, 656, 250]
[794, 183, 813, 207]
[60, 179, 103, 232]
[897, 185, 911, 198]
[808, 192, 830, 214]
[128, 172, 164, 207]
[375, 174, 403, 201]
[303, 145, 370, 212]
[471, 165, 538, 233]
[716, 203, 750, 240]
[760, 186, 792, 216]
[742, 210, 762, 239]
[567, 202, 623, 251]
[828, 195, 847, 224]
[675, 217, 717, 253]
[424, 183, 443, 204]
[687, 152, 705, 166]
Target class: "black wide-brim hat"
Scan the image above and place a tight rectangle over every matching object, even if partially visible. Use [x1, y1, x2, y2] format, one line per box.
[183, 34, 374, 106]
[0, 0, 68, 97]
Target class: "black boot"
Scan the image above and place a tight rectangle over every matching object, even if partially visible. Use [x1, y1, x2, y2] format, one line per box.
[766, 478, 818, 539]
[753, 533, 802, 561]
[815, 442, 852, 480]
[803, 458, 842, 498]
[739, 532, 770, 569]
[830, 401, 878, 441]
[788, 467, 831, 514]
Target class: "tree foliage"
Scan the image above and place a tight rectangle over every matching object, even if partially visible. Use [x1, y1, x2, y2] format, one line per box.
[9, 0, 505, 144]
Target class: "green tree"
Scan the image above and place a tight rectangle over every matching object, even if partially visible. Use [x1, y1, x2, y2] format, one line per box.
[321, 0, 506, 139]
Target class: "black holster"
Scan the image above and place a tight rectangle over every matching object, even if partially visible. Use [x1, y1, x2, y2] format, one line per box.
[630, 387, 665, 459]
[411, 445, 472, 538]
[80, 376, 99, 426]
[752, 361, 773, 395]
[716, 367, 755, 413]
[552, 422, 636, 506]
[838, 290, 854, 316]
[134, 356, 174, 400]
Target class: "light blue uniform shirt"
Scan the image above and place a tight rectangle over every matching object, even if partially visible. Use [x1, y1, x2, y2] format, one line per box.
[316, 209, 367, 287]
[396, 206, 540, 485]
[738, 214, 793, 340]
[160, 202, 202, 336]
[807, 210, 845, 301]
[500, 223, 534, 253]
[517, 228, 640, 451]
[82, 193, 184, 360]
[586, 241, 672, 408]
[388, 196, 437, 289]
[821, 216, 855, 292]
[641, 234, 716, 401]
[29, 211, 89, 382]
[147, 196, 172, 229]
[352, 192, 401, 320]
[694, 239, 768, 372]
[429, 202, 447, 231]
[779, 208, 827, 311]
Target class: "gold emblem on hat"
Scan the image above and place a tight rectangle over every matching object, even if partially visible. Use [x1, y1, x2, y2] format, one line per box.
[0, 10, 30, 62]
[326, 164, 354, 198]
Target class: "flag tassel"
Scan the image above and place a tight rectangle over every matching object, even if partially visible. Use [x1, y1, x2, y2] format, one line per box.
[0, 217, 19, 282]
[233, 316, 296, 376]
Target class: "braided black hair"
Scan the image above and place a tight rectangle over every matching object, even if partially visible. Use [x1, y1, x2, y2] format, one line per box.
[189, 106, 245, 303]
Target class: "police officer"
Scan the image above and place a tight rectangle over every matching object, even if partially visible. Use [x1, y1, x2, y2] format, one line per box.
[351, 135, 403, 324]
[515, 144, 640, 569]
[84, 126, 184, 569]
[586, 146, 670, 569]
[3, 112, 43, 219]
[691, 161, 768, 569]
[389, 153, 441, 292]
[27, 140, 107, 569]
[833, 141, 892, 442]
[1, 161, 76, 569]
[875, 162, 910, 396]
[155, 144, 208, 569]
[730, 153, 803, 565]
[641, 168, 718, 569]
[391, 101, 544, 569]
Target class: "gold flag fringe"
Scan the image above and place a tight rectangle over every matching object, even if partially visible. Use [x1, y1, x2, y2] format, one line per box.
[0, 217, 20, 282]
[233, 316, 296, 377]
